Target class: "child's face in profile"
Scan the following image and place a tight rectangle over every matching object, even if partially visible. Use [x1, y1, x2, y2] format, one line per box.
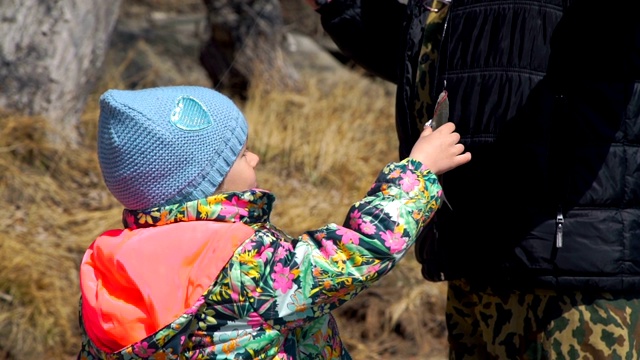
[219, 144, 259, 192]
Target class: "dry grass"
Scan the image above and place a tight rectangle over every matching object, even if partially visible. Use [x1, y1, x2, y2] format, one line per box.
[0, 112, 120, 359]
[244, 75, 399, 228]
[0, 64, 447, 360]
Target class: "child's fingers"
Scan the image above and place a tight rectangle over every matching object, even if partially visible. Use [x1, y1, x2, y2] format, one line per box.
[457, 151, 472, 164]
[453, 143, 466, 155]
[440, 151, 472, 174]
[435, 121, 456, 133]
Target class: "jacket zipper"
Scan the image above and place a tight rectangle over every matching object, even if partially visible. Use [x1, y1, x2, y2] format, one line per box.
[556, 206, 564, 248]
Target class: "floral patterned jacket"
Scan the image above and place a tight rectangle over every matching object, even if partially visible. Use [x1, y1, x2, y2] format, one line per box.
[78, 158, 442, 359]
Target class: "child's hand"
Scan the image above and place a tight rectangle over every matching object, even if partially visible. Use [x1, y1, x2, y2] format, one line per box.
[409, 122, 471, 175]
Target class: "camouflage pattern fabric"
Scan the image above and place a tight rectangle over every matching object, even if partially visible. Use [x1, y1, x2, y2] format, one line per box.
[414, 0, 450, 130]
[446, 279, 640, 359]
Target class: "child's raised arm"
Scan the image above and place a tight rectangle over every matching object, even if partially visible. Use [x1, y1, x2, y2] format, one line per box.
[248, 123, 470, 328]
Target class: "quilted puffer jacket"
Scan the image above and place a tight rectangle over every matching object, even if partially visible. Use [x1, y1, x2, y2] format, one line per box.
[314, 0, 640, 292]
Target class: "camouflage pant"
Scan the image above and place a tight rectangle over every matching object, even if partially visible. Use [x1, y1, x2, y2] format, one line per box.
[446, 279, 640, 360]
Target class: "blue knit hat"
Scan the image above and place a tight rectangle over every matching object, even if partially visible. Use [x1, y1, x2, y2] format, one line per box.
[97, 86, 248, 210]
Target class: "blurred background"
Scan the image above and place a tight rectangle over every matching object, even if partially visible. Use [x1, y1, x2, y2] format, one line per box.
[0, 1, 448, 359]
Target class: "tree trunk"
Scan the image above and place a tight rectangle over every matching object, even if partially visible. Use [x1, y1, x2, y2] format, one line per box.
[0, 0, 122, 146]
[199, 0, 301, 99]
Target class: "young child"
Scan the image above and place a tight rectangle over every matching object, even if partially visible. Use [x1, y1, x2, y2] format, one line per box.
[78, 85, 470, 359]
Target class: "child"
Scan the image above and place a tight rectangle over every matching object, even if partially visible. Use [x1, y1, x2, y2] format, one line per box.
[78, 85, 470, 359]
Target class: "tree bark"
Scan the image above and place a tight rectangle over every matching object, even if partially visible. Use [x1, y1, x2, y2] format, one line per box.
[0, 0, 122, 146]
[199, 0, 301, 99]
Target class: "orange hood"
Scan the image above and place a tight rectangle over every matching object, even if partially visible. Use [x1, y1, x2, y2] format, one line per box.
[80, 221, 253, 352]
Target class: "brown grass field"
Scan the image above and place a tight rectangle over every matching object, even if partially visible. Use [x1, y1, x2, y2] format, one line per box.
[0, 2, 449, 359]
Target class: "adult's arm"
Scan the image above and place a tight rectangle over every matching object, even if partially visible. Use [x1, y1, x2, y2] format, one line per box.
[308, 0, 408, 83]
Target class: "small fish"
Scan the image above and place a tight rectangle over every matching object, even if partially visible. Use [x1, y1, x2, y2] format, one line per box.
[428, 89, 452, 210]
[430, 89, 449, 129]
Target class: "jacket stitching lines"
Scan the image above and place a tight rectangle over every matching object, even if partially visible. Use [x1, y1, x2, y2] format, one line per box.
[445, 68, 546, 78]
[452, 1, 564, 14]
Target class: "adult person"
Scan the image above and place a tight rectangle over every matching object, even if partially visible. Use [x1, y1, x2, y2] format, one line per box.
[307, 0, 640, 358]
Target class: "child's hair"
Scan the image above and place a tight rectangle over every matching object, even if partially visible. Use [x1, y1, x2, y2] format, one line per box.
[97, 86, 248, 211]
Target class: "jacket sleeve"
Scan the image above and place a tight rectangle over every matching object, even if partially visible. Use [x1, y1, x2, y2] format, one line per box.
[254, 158, 442, 327]
[311, 0, 407, 84]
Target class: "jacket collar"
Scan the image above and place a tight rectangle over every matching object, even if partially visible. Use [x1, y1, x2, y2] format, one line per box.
[122, 189, 275, 229]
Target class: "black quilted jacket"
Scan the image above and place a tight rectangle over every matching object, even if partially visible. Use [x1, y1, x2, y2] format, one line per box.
[317, 0, 640, 292]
